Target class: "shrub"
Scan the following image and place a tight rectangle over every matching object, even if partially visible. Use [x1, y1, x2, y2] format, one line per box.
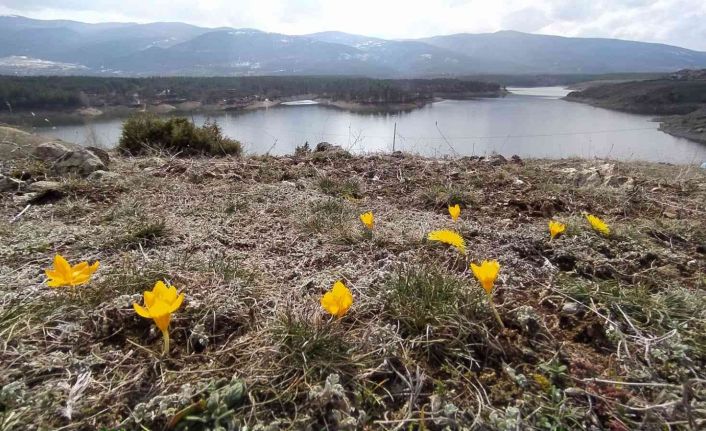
[118, 114, 242, 156]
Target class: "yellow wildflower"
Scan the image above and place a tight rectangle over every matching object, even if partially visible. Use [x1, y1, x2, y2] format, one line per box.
[448, 204, 461, 222]
[133, 281, 184, 355]
[470, 259, 504, 328]
[427, 229, 466, 254]
[359, 211, 374, 230]
[321, 280, 353, 318]
[586, 214, 610, 236]
[470, 260, 501, 294]
[45, 254, 99, 288]
[548, 220, 566, 240]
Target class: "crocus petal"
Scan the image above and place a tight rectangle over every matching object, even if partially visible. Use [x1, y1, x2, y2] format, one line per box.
[168, 293, 184, 314]
[332, 281, 353, 310]
[73, 262, 89, 272]
[143, 291, 155, 308]
[163, 285, 178, 304]
[321, 291, 341, 317]
[153, 281, 169, 298]
[133, 303, 152, 318]
[54, 254, 72, 279]
[47, 278, 65, 288]
[87, 261, 100, 274]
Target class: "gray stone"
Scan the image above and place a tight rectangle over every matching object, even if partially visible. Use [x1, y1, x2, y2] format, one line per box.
[87, 170, 121, 181]
[55, 151, 105, 176]
[34, 141, 105, 176]
[28, 181, 63, 193]
[561, 302, 580, 316]
[33, 141, 73, 161]
[86, 146, 111, 166]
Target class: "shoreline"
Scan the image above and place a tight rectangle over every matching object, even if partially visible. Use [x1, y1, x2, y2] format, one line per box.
[563, 95, 706, 146]
[0, 91, 506, 127]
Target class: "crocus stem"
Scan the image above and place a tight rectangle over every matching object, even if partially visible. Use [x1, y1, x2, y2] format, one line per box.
[487, 295, 505, 329]
[162, 330, 170, 356]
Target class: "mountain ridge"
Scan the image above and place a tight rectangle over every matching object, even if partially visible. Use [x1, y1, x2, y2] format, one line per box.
[2, 15, 706, 76]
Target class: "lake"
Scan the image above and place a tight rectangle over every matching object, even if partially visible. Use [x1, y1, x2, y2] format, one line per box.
[35, 87, 706, 164]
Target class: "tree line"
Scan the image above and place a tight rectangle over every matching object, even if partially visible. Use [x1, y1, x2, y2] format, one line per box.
[0, 75, 502, 111]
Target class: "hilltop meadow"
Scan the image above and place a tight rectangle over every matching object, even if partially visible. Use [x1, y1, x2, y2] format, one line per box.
[0, 124, 705, 430]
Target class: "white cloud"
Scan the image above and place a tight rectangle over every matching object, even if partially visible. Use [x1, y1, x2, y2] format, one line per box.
[0, 0, 704, 50]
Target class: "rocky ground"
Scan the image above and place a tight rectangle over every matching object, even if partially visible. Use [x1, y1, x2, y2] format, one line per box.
[1, 142, 705, 430]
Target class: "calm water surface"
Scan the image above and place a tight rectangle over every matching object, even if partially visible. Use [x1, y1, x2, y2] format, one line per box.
[35, 87, 706, 164]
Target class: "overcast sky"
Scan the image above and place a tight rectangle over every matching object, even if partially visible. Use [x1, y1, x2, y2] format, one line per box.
[1, 0, 705, 50]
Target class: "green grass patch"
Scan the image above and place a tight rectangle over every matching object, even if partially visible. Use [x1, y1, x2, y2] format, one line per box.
[416, 183, 478, 210]
[317, 176, 362, 199]
[272, 313, 354, 381]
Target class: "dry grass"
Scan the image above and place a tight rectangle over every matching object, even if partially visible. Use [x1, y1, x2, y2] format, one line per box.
[0, 153, 705, 430]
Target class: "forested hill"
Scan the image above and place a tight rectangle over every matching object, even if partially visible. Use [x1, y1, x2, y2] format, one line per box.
[2, 15, 706, 76]
[0, 75, 502, 111]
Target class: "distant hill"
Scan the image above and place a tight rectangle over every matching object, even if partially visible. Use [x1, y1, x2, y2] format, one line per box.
[2, 16, 706, 76]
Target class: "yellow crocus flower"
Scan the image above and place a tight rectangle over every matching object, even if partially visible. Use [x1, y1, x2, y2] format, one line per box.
[586, 214, 610, 236]
[427, 229, 466, 255]
[448, 204, 461, 222]
[45, 254, 99, 288]
[321, 280, 353, 318]
[548, 220, 566, 240]
[133, 281, 184, 355]
[470, 260, 504, 328]
[470, 260, 500, 294]
[359, 211, 374, 230]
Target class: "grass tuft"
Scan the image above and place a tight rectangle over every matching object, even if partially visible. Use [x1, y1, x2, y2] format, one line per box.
[317, 176, 362, 199]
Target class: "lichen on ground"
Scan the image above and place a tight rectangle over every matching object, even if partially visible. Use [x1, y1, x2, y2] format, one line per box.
[1, 151, 705, 430]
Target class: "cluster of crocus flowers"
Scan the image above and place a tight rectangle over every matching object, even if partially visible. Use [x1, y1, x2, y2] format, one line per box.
[586, 214, 610, 236]
[320, 280, 353, 318]
[45, 254, 99, 288]
[448, 204, 461, 222]
[359, 211, 374, 230]
[427, 229, 466, 255]
[548, 220, 566, 240]
[470, 260, 504, 328]
[133, 281, 184, 355]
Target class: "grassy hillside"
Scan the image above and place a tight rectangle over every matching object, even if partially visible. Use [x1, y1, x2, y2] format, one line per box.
[1, 144, 704, 429]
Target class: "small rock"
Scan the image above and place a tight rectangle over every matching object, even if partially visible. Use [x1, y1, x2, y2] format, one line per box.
[34, 141, 73, 161]
[605, 175, 634, 189]
[487, 154, 507, 166]
[511, 154, 524, 165]
[28, 181, 63, 193]
[512, 305, 542, 335]
[87, 170, 121, 181]
[561, 302, 580, 316]
[13, 192, 38, 205]
[85, 146, 111, 166]
[33, 141, 105, 176]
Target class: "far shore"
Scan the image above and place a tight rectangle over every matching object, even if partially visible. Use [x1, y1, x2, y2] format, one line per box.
[0, 91, 508, 127]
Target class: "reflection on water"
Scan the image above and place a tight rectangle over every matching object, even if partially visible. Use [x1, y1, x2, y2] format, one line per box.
[35, 87, 706, 164]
